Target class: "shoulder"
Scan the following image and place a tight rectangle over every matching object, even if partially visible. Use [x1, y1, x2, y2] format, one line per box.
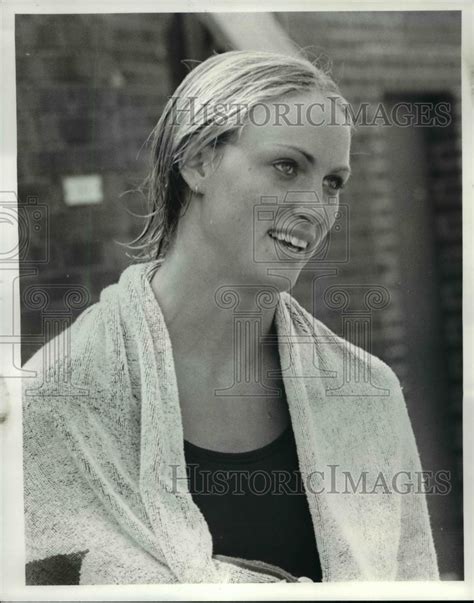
[22, 261, 154, 414]
[22, 279, 120, 419]
[23, 300, 103, 378]
[281, 292, 415, 461]
[279, 290, 403, 398]
[22, 264, 140, 376]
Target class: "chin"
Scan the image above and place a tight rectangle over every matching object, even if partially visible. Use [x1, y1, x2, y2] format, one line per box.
[248, 262, 300, 293]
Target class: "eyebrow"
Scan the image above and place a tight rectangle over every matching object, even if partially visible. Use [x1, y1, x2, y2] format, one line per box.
[270, 143, 352, 175]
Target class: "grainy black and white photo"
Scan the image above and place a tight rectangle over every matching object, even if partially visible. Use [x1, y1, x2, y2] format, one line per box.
[8, 6, 465, 590]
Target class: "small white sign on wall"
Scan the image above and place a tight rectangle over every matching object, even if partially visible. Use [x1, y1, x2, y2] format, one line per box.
[63, 175, 103, 206]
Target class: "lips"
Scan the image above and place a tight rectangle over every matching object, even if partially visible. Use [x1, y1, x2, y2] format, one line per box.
[267, 216, 317, 252]
[268, 230, 308, 251]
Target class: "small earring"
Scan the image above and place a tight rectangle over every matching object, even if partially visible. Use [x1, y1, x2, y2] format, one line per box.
[194, 184, 199, 195]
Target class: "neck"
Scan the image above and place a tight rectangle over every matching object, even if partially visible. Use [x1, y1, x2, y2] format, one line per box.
[150, 245, 280, 364]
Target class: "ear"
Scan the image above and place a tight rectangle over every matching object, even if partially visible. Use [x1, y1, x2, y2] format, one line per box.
[180, 145, 220, 195]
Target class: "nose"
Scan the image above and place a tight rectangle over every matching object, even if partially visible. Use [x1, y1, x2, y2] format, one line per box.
[281, 189, 339, 222]
[278, 184, 341, 240]
[282, 190, 323, 206]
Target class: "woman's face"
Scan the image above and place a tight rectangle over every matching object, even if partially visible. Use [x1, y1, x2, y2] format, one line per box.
[183, 89, 352, 291]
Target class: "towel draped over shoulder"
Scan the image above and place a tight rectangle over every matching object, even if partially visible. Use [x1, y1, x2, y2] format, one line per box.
[22, 260, 439, 584]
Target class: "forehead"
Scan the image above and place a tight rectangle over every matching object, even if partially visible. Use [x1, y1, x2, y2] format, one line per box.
[238, 90, 351, 162]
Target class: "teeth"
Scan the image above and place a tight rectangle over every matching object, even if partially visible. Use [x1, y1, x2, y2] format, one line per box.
[290, 236, 308, 250]
[269, 230, 309, 250]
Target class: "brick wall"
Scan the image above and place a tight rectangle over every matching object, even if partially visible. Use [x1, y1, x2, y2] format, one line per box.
[16, 11, 462, 578]
[16, 13, 174, 362]
[272, 11, 462, 577]
[274, 11, 462, 578]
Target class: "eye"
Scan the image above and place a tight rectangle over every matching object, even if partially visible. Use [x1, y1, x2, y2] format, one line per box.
[273, 159, 298, 178]
[323, 175, 346, 192]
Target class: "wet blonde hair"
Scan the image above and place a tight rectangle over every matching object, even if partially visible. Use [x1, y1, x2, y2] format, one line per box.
[127, 50, 348, 260]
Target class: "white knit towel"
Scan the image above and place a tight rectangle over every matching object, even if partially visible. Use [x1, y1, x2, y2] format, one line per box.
[22, 260, 439, 583]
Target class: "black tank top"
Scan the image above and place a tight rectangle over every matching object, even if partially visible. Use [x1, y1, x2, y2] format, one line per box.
[183, 421, 323, 582]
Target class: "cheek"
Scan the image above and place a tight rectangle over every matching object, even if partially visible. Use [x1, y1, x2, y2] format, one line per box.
[210, 174, 260, 221]
[202, 181, 258, 239]
[203, 154, 275, 235]
[325, 202, 340, 232]
[311, 201, 340, 247]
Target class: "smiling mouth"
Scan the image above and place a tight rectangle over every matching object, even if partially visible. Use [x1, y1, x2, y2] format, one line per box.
[268, 229, 310, 252]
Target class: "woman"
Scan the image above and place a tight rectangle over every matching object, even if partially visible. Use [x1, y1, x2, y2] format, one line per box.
[23, 50, 439, 584]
